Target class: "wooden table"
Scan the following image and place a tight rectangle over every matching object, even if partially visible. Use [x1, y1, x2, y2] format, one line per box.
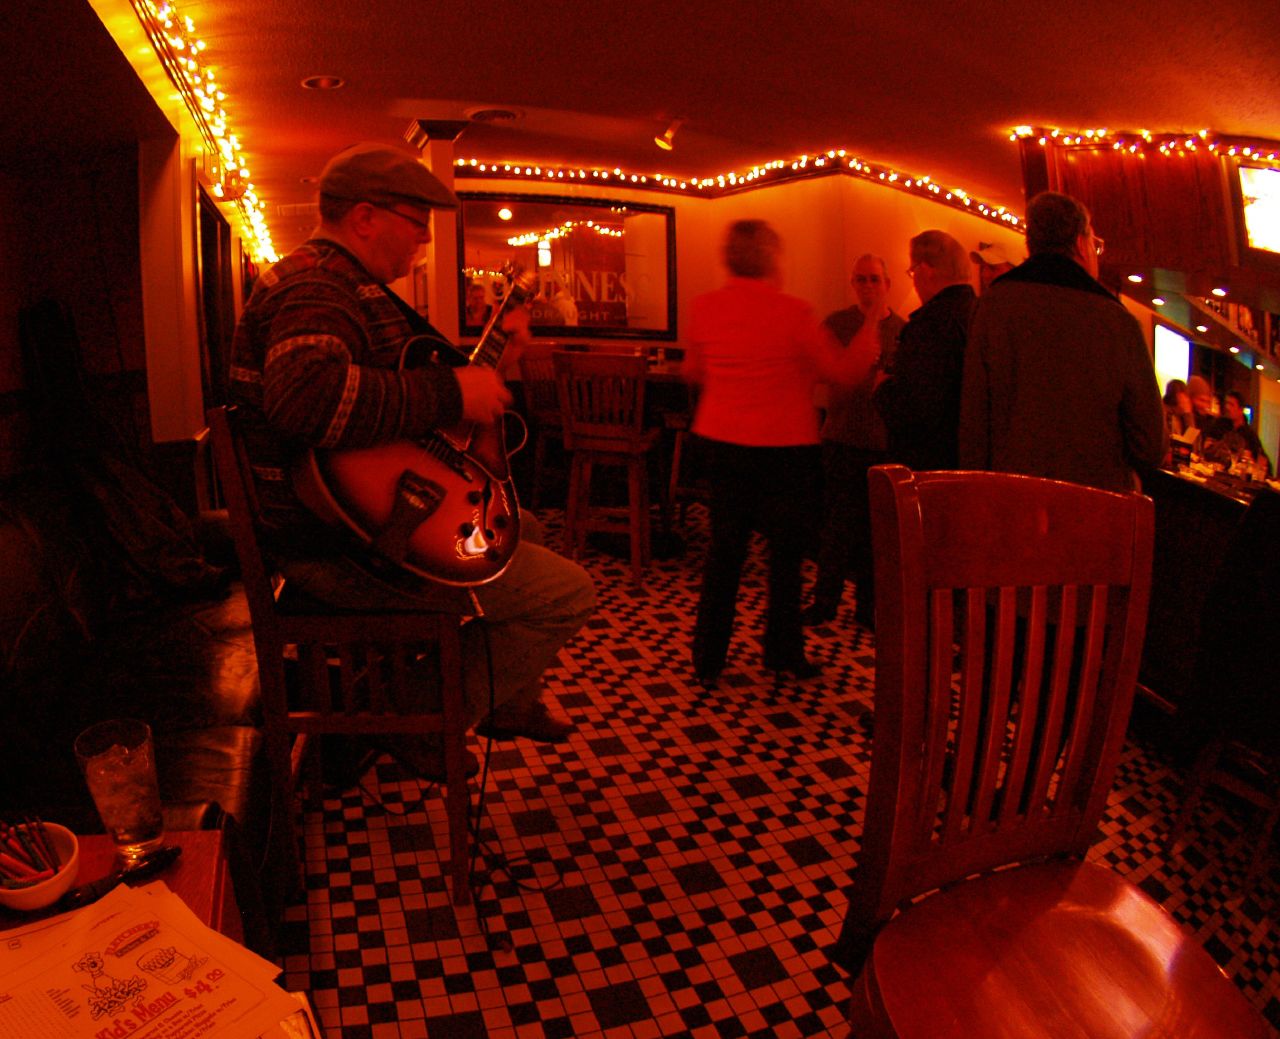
[1, 829, 243, 943]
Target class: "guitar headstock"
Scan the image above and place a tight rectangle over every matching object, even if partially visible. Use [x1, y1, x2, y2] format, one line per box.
[499, 263, 538, 305]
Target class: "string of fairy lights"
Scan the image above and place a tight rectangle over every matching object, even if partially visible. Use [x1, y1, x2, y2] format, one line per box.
[506, 219, 624, 248]
[1010, 125, 1280, 165]
[454, 152, 1024, 230]
[127, 0, 277, 262]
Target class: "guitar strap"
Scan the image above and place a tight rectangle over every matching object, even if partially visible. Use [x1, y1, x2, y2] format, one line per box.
[379, 285, 467, 369]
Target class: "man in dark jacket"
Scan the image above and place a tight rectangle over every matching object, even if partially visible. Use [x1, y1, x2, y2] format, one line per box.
[873, 230, 976, 472]
[959, 191, 1165, 493]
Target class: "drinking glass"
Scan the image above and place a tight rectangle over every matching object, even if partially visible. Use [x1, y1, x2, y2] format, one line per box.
[74, 718, 165, 865]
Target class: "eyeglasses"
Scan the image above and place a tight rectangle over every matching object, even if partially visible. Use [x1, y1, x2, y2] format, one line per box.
[853, 275, 884, 285]
[907, 262, 925, 276]
[372, 203, 431, 233]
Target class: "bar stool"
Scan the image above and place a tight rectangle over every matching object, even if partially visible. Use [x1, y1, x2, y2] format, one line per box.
[553, 350, 661, 587]
[517, 347, 564, 508]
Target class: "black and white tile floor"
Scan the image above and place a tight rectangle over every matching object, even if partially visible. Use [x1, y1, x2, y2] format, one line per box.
[278, 507, 1280, 1038]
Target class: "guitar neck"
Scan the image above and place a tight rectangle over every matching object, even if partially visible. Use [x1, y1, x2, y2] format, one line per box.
[468, 270, 537, 370]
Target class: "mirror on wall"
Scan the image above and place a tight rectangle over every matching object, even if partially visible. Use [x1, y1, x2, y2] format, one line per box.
[457, 193, 676, 340]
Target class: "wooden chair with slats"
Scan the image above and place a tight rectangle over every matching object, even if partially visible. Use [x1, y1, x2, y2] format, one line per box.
[836, 465, 1269, 1039]
[206, 406, 474, 905]
[553, 350, 661, 587]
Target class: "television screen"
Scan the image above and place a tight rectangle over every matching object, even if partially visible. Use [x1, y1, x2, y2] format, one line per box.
[1238, 165, 1280, 255]
[1153, 323, 1190, 397]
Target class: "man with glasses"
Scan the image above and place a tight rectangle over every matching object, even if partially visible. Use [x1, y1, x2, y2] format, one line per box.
[959, 190, 1164, 493]
[229, 143, 595, 784]
[803, 255, 903, 628]
[873, 230, 977, 476]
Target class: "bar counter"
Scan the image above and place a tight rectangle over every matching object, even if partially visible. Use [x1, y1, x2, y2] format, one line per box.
[1140, 466, 1275, 716]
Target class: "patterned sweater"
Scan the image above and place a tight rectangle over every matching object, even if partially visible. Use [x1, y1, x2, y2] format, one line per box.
[229, 238, 463, 554]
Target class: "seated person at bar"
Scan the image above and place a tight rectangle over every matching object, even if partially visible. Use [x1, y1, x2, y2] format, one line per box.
[1163, 379, 1194, 437]
[685, 219, 881, 685]
[229, 142, 596, 780]
[1205, 390, 1272, 475]
[1186, 374, 1217, 430]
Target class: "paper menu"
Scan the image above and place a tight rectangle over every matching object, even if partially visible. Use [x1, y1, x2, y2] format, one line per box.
[0, 882, 301, 1039]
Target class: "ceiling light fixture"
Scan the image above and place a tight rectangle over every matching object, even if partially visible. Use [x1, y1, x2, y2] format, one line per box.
[654, 119, 683, 151]
[301, 75, 344, 90]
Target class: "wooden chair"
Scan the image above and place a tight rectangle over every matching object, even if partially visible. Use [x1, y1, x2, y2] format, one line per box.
[517, 348, 564, 508]
[206, 406, 474, 905]
[553, 350, 661, 587]
[838, 465, 1268, 1039]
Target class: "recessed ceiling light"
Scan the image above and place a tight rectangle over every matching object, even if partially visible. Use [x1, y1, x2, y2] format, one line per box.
[1195, 324, 1208, 333]
[301, 75, 345, 90]
[498, 207, 513, 221]
[466, 107, 520, 123]
[1151, 297, 1166, 306]
[1211, 287, 1228, 297]
[1256, 363, 1265, 371]
[1230, 345, 1241, 353]
[1127, 274, 1144, 283]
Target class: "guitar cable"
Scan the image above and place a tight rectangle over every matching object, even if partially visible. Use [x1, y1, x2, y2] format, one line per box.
[466, 620, 567, 954]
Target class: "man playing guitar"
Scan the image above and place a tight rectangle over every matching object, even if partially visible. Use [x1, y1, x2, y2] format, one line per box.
[229, 142, 595, 781]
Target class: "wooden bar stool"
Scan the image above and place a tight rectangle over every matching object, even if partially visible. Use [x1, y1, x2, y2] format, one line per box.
[206, 406, 475, 906]
[553, 350, 660, 587]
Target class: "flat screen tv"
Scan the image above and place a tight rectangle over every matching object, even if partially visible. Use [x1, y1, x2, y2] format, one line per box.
[1236, 163, 1280, 261]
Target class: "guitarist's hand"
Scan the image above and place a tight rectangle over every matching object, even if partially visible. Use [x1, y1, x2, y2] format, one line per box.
[455, 367, 513, 424]
[496, 304, 532, 380]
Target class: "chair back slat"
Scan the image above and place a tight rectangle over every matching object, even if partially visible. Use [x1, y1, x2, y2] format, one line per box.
[850, 466, 1154, 929]
[519, 351, 561, 422]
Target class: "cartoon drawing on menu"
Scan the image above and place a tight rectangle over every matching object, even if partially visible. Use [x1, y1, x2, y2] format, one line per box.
[72, 951, 147, 1019]
[137, 944, 205, 985]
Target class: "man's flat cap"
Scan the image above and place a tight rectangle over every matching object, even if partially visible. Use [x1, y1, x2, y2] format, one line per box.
[319, 142, 458, 210]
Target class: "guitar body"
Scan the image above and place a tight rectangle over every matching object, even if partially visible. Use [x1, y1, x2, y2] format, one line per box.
[292, 267, 537, 587]
[296, 421, 520, 586]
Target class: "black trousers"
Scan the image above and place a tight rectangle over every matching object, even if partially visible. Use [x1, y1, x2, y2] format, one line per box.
[810, 443, 887, 617]
[692, 438, 821, 674]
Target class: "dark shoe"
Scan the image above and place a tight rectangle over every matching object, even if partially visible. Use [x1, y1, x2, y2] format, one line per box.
[476, 698, 575, 744]
[379, 737, 479, 783]
[693, 666, 722, 689]
[800, 602, 838, 627]
[765, 656, 823, 681]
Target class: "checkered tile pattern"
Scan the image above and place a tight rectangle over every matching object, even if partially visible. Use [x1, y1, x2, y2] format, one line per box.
[278, 505, 1280, 1038]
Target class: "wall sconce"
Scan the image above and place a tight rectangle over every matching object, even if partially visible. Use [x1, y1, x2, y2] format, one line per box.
[654, 119, 683, 151]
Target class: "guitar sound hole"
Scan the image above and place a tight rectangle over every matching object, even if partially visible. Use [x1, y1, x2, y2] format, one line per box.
[466, 491, 483, 505]
[459, 522, 475, 537]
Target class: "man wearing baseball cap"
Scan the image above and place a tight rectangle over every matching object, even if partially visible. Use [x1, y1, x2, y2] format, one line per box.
[969, 241, 1017, 294]
[229, 143, 595, 783]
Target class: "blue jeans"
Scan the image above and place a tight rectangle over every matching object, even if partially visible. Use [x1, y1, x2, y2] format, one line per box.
[278, 512, 595, 722]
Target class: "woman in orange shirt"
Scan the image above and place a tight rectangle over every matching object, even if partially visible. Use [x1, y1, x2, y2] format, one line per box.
[684, 220, 881, 684]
